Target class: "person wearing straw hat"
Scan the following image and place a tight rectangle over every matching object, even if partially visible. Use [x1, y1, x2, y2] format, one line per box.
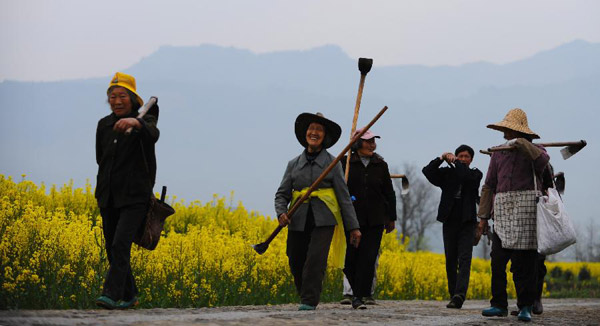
[95, 72, 160, 310]
[422, 144, 482, 309]
[275, 112, 361, 311]
[478, 108, 549, 322]
[342, 128, 397, 309]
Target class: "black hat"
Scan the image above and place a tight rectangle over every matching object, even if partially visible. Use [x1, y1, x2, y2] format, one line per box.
[295, 112, 342, 149]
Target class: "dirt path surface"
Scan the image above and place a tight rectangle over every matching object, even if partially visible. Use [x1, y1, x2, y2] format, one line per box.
[1, 299, 599, 326]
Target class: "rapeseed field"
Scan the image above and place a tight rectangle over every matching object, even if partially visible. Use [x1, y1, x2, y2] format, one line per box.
[1, 175, 598, 309]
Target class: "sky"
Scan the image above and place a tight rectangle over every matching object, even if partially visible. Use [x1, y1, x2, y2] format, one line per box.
[1, 0, 599, 82]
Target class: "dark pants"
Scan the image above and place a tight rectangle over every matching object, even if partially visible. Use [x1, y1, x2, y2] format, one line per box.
[518, 253, 546, 307]
[287, 210, 334, 307]
[100, 202, 147, 301]
[490, 231, 538, 309]
[442, 220, 475, 299]
[343, 225, 384, 298]
[535, 254, 546, 300]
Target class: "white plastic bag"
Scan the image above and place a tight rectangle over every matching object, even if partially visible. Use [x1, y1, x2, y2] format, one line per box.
[536, 187, 577, 255]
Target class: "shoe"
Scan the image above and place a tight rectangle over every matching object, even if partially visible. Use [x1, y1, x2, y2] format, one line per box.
[96, 295, 118, 310]
[340, 295, 352, 305]
[364, 296, 376, 305]
[446, 295, 464, 309]
[298, 304, 316, 311]
[532, 299, 543, 315]
[117, 297, 139, 310]
[482, 306, 508, 317]
[352, 297, 367, 310]
[518, 306, 532, 322]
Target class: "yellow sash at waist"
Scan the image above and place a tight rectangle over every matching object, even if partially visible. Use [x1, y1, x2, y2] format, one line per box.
[291, 187, 346, 269]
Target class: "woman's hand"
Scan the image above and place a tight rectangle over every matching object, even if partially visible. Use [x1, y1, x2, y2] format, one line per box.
[349, 229, 362, 248]
[278, 213, 290, 227]
[385, 220, 396, 234]
[113, 118, 141, 133]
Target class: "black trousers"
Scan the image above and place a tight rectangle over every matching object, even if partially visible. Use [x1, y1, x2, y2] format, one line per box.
[100, 202, 147, 301]
[287, 210, 334, 307]
[343, 225, 384, 298]
[442, 220, 475, 299]
[490, 231, 538, 309]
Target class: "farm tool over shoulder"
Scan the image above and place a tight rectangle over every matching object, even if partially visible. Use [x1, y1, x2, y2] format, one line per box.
[253, 106, 389, 255]
[345, 58, 373, 182]
[485, 140, 587, 160]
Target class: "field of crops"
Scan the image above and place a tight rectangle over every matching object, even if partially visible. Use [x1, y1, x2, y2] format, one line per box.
[1, 175, 599, 309]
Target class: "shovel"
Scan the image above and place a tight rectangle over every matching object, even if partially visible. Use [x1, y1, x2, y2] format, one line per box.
[253, 106, 388, 255]
[390, 174, 410, 195]
[486, 140, 587, 160]
[345, 58, 373, 182]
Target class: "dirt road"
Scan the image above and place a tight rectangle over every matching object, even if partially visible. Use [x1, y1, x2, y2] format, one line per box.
[1, 299, 599, 326]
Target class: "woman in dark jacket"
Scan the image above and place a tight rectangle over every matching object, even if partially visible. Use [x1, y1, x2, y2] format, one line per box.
[95, 72, 159, 310]
[343, 128, 397, 309]
[275, 112, 361, 311]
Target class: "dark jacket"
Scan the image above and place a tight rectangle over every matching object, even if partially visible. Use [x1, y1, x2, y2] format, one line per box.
[275, 149, 360, 232]
[95, 111, 159, 208]
[422, 158, 482, 223]
[343, 152, 397, 227]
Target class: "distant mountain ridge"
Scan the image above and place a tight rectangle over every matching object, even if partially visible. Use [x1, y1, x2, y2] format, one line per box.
[1, 40, 598, 255]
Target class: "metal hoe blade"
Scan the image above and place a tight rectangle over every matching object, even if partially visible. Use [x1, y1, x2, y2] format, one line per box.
[560, 140, 587, 160]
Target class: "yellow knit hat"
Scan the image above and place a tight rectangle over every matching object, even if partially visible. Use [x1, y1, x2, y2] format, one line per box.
[107, 72, 144, 106]
[487, 108, 540, 139]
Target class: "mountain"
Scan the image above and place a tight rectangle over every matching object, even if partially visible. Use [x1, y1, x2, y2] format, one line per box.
[1, 40, 598, 254]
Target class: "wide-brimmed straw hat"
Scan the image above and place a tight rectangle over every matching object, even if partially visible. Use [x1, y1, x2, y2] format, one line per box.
[295, 112, 342, 149]
[487, 108, 540, 139]
[107, 72, 144, 107]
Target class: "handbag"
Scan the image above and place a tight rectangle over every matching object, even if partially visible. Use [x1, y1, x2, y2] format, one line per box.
[134, 138, 176, 250]
[534, 166, 576, 255]
[134, 186, 175, 250]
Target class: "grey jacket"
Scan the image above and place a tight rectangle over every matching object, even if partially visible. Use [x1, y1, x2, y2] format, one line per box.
[275, 150, 360, 232]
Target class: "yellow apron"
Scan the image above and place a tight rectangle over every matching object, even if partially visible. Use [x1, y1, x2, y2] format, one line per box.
[291, 187, 346, 269]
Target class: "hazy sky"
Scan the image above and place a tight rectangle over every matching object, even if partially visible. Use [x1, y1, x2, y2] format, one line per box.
[1, 0, 599, 81]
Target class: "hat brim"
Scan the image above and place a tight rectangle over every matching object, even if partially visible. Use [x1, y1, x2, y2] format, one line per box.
[295, 113, 342, 149]
[487, 123, 540, 139]
[107, 84, 144, 107]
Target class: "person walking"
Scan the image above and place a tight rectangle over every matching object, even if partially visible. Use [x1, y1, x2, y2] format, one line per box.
[478, 108, 550, 322]
[342, 128, 396, 309]
[275, 112, 361, 311]
[95, 72, 160, 310]
[422, 144, 482, 309]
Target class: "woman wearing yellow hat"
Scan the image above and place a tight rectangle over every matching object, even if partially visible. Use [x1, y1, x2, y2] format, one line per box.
[478, 108, 549, 322]
[95, 72, 159, 309]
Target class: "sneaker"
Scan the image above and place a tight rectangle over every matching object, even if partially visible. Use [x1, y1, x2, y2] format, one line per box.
[96, 295, 118, 310]
[298, 304, 316, 311]
[352, 297, 367, 310]
[340, 295, 352, 305]
[532, 299, 543, 315]
[364, 296, 376, 305]
[518, 306, 532, 322]
[446, 295, 464, 309]
[482, 306, 508, 317]
[117, 297, 139, 310]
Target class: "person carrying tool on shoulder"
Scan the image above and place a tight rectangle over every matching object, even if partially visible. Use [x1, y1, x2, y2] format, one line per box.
[95, 72, 160, 310]
[478, 108, 550, 322]
[274, 112, 361, 311]
[422, 144, 482, 309]
[341, 128, 396, 309]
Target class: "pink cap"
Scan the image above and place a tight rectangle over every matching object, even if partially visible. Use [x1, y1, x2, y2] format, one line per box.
[353, 128, 380, 140]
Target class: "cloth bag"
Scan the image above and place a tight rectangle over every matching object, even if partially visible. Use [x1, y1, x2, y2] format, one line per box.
[535, 171, 576, 255]
[134, 194, 175, 250]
